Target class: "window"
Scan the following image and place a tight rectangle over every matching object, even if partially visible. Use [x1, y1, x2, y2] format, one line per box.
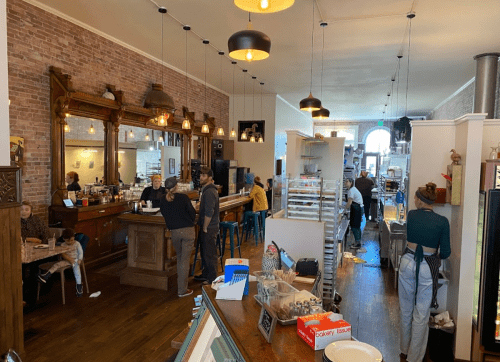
[365, 129, 390, 154]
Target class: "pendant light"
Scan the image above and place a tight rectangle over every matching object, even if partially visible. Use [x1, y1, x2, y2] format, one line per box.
[145, 7, 175, 126]
[258, 81, 264, 143]
[129, 129, 134, 138]
[216, 51, 225, 136]
[234, 0, 294, 13]
[230, 61, 237, 138]
[182, 25, 191, 130]
[312, 22, 330, 120]
[228, 12, 271, 62]
[88, 123, 96, 134]
[240, 69, 248, 140]
[201, 39, 210, 134]
[299, 1, 321, 112]
[145, 133, 150, 141]
[64, 122, 70, 132]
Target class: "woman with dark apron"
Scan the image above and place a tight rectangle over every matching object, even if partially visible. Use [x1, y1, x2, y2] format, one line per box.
[344, 178, 363, 249]
[399, 182, 450, 362]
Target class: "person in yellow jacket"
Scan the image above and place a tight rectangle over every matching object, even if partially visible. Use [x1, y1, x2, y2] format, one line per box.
[249, 176, 268, 212]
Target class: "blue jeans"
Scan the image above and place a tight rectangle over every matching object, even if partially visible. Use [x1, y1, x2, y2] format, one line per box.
[48, 260, 81, 284]
[398, 252, 433, 362]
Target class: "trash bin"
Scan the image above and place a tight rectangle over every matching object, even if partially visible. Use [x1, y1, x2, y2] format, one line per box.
[427, 324, 454, 362]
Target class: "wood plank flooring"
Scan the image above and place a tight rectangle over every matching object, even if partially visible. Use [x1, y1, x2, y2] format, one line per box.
[24, 221, 409, 362]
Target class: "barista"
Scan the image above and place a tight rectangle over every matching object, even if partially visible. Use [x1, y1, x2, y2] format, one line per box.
[140, 175, 165, 208]
[66, 171, 81, 192]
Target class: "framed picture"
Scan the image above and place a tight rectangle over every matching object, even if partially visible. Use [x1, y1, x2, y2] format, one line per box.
[238, 120, 265, 142]
[10, 136, 24, 166]
[169, 158, 175, 174]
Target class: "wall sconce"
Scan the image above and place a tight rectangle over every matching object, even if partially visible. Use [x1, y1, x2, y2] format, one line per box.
[217, 127, 224, 136]
[182, 119, 191, 129]
[201, 123, 209, 133]
[230, 128, 236, 138]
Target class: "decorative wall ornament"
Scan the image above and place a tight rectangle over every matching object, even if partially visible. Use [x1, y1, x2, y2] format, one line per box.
[0, 167, 21, 207]
[238, 120, 264, 142]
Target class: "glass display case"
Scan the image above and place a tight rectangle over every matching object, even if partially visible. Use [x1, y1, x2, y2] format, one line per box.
[475, 190, 500, 352]
[473, 191, 486, 325]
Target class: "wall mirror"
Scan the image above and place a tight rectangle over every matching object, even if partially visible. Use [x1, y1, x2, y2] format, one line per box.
[118, 125, 182, 185]
[64, 116, 105, 187]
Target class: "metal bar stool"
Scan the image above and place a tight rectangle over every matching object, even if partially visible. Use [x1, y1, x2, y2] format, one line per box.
[220, 221, 241, 258]
[241, 211, 262, 245]
[191, 231, 224, 275]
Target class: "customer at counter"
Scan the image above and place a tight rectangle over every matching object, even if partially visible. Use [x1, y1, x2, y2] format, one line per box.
[249, 176, 268, 213]
[140, 175, 165, 208]
[195, 167, 220, 285]
[399, 182, 450, 362]
[344, 178, 363, 249]
[160, 177, 196, 298]
[355, 171, 375, 221]
[65, 171, 81, 192]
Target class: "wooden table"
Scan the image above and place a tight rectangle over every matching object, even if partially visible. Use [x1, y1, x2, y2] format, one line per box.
[202, 281, 325, 362]
[118, 195, 252, 291]
[22, 243, 74, 264]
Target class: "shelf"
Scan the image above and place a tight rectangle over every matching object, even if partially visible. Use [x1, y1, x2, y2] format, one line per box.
[303, 137, 327, 144]
[301, 155, 322, 159]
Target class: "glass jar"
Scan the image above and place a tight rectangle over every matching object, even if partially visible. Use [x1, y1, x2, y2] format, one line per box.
[490, 147, 498, 160]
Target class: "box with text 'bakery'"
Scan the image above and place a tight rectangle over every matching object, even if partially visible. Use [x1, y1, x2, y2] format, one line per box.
[297, 312, 351, 350]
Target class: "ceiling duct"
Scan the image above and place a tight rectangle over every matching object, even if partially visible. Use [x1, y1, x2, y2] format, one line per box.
[473, 53, 500, 119]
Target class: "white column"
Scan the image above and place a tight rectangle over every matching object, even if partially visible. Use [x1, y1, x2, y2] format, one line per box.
[0, 0, 9, 166]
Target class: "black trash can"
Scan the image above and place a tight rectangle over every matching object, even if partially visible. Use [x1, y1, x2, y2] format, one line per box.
[427, 326, 454, 362]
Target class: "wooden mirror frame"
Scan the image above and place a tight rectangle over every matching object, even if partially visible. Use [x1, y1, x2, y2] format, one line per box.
[50, 66, 216, 204]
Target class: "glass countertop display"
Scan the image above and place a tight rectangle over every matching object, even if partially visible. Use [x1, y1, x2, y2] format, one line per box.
[473, 192, 485, 325]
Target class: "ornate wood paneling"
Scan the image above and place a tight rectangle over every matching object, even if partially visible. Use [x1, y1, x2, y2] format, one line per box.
[0, 166, 23, 355]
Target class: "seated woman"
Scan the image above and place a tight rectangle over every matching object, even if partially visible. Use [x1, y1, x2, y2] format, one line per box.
[249, 176, 268, 213]
[66, 171, 81, 192]
[140, 175, 166, 208]
[21, 201, 50, 244]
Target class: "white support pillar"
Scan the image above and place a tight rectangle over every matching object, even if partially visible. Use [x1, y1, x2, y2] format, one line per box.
[0, 0, 9, 166]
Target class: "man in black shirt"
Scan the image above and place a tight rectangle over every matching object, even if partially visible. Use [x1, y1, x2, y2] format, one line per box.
[355, 171, 375, 221]
[195, 167, 220, 284]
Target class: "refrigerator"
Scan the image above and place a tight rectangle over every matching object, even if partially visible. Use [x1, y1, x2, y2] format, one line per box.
[473, 189, 500, 354]
[212, 160, 237, 197]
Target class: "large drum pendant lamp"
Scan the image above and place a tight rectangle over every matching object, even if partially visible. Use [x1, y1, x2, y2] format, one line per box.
[228, 13, 271, 62]
[234, 0, 295, 14]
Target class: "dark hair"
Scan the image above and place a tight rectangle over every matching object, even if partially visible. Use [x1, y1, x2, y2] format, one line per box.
[21, 201, 33, 210]
[67, 171, 79, 183]
[345, 178, 354, 188]
[416, 182, 437, 204]
[200, 167, 213, 178]
[267, 178, 273, 188]
[254, 176, 264, 189]
[62, 228, 75, 240]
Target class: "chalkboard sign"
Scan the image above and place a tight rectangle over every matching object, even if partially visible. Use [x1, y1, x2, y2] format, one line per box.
[258, 303, 277, 343]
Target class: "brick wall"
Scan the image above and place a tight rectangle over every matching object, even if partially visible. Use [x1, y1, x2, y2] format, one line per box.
[7, 0, 229, 221]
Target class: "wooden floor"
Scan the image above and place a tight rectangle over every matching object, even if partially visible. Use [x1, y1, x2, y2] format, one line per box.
[24, 220, 409, 362]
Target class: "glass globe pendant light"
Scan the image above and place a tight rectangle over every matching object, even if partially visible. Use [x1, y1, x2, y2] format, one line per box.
[299, 1, 321, 112]
[228, 13, 271, 62]
[234, 0, 294, 14]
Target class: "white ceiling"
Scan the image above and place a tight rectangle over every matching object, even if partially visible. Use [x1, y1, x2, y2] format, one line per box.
[27, 0, 500, 120]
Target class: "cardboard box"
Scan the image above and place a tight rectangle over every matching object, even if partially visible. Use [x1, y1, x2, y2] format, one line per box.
[297, 312, 351, 350]
[224, 259, 249, 295]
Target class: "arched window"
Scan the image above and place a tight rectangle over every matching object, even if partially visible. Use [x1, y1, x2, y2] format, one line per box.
[365, 128, 390, 154]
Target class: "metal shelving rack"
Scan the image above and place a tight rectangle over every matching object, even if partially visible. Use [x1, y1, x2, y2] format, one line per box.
[285, 177, 341, 304]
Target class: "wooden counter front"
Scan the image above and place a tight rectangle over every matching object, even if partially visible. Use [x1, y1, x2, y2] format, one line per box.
[202, 282, 324, 362]
[118, 195, 252, 291]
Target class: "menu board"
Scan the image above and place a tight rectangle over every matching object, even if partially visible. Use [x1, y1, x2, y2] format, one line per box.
[258, 303, 277, 343]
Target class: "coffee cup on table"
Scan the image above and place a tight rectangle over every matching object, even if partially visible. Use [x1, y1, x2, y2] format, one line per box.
[146, 200, 152, 209]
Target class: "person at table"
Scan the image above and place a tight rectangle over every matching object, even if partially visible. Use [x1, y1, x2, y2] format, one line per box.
[65, 171, 81, 192]
[140, 174, 165, 208]
[21, 201, 50, 244]
[160, 177, 196, 298]
[399, 182, 450, 362]
[355, 171, 375, 221]
[344, 178, 363, 249]
[194, 167, 220, 285]
[38, 228, 84, 297]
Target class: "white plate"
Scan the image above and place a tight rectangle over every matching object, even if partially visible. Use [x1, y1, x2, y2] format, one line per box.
[33, 244, 49, 249]
[324, 340, 383, 362]
[142, 208, 160, 213]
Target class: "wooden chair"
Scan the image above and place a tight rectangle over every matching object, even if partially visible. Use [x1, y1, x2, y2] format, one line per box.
[37, 233, 90, 304]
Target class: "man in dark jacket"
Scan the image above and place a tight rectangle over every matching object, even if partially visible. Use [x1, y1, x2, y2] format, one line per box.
[355, 171, 375, 221]
[194, 167, 220, 284]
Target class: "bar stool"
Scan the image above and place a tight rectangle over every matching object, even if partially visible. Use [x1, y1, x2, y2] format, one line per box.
[220, 221, 241, 258]
[241, 211, 263, 245]
[258, 210, 267, 241]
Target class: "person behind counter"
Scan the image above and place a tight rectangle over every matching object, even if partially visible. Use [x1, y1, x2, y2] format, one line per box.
[140, 174, 166, 208]
[195, 167, 220, 285]
[355, 171, 375, 221]
[65, 171, 81, 192]
[160, 177, 196, 298]
[344, 178, 363, 249]
[266, 178, 273, 211]
[399, 182, 450, 362]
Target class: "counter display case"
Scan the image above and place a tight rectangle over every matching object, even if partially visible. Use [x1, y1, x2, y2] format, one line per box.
[284, 178, 341, 303]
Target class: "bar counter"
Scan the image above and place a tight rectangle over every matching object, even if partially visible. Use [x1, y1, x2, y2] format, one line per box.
[118, 193, 251, 291]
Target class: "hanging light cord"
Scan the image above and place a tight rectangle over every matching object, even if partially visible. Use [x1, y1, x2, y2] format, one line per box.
[161, 12, 164, 86]
[220, 53, 223, 122]
[252, 78, 255, 120]
[309, 1, 315, 93]
[185, 28, 188, 108]
[260, 83, 263, 120]
[243, 72, 246, 119]
[320, 23, 325, 101]
[396, 57, 401, 118]
[405, 17, 412, 117]
[232, 64, 235, 128]
[204, 41, 207, 114]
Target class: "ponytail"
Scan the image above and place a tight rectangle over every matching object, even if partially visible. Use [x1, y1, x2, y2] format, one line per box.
[166, 188, 175, 202]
